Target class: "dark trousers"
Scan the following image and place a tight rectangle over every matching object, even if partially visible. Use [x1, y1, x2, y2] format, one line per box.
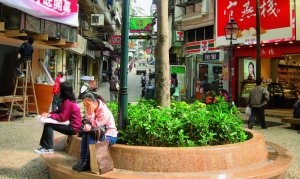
[15, 58, 29, 76]
[248, 106, 267, 129]
[40, 123, 76, 149]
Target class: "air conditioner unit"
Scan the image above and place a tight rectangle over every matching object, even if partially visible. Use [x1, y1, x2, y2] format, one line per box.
[81, 20, 89, 30]
[91, 14, 104, 26]
[201, 0, 209, 15]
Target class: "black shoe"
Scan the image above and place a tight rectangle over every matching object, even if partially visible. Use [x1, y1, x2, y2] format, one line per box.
[261, 126, 268, 129]
[72, 160, 84, 171]
[76, 161, 90, 172]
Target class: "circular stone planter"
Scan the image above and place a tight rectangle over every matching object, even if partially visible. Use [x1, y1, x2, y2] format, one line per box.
[110, 129, 281, 173]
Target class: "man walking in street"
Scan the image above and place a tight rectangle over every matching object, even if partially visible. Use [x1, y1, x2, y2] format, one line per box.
[15, 37, 34, 78]
[109, 75, 119, 102]
[248, 78, 270, 129]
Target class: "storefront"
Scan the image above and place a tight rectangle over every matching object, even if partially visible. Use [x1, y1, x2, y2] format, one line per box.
[215, 0, 298, 107]
[235, 42, 300, 108]
[184, 39, 224, 99]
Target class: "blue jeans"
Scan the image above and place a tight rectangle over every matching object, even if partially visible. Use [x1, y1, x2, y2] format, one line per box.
[80, 132, 117, 161]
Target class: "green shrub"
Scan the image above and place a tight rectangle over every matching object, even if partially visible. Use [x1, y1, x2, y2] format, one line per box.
[107, 98, 247, 147]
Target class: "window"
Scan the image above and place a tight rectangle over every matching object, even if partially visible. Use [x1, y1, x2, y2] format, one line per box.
[196, 27, 204, 41]
[205, 25, 214, 39]
[187, 29, 195, 42]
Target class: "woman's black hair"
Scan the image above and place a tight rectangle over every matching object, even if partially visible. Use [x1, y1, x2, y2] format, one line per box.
[82, 92, 106, 104]
[171, 73, 178, 87]
[59, 82, 76, 102]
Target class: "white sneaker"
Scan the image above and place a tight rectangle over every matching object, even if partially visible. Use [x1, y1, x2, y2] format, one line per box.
[34, 147, 54, 154]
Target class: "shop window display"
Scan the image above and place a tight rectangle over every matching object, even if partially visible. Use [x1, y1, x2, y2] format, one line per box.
[277, 57, 300, 93]
[240, 81, 297, 108]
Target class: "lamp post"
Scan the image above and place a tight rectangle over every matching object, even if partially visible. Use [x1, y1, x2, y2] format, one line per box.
[224, 18, 239, 104]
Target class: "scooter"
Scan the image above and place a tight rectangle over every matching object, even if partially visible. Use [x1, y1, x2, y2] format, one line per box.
[78, 82, 90, 99]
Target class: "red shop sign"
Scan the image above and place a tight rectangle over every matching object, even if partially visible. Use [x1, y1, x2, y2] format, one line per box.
[216, 0, 293, 46]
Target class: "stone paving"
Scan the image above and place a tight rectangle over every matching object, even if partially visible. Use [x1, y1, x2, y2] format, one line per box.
[0, 69, 299, 178]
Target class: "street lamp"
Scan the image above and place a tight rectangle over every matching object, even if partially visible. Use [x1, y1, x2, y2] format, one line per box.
[224, 18, 239, 104]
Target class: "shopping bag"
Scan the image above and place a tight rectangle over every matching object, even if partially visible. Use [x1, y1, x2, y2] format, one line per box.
[245, 106, 251, 116]
[89, 130, 114, 175]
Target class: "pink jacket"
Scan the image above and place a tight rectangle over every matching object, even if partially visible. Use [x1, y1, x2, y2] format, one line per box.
[85, 99, 118, 137]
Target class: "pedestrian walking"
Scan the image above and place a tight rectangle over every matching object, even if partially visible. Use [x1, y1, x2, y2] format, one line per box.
[114, 67, 120, 80]
[109, 75, 119, 102]
[34, 82, 82, 154]
[51, 72, 64, 112]
[141, 73, 147, 87]
[248, 78, 270, 129]
[72, 93, 118, 172]
[171, 73, 180, 101]
[15, 37, 34, 78]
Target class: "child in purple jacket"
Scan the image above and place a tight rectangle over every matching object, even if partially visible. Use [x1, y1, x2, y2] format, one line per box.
[34, 82, 82, 154]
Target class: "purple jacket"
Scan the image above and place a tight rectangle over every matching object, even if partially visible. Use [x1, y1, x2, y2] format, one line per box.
[50, 99, 82, 133]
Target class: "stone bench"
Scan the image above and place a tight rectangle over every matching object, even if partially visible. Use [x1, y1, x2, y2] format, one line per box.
[40, 130, 292, 179]
[281, 117, 300, 130]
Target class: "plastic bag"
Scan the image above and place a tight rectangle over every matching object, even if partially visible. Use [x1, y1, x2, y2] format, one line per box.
[245, 106, 251, 116]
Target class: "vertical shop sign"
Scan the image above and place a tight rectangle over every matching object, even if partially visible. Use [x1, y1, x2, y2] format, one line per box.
[176, 31, 184, 42]
[170, 65, 186, 95]
[216, 0, 293, 46]
[0, 0, 79, 26]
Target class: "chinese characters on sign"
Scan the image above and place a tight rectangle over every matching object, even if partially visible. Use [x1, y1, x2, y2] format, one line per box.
[32, 0, 76, 14]
[216, 0, 293, 46]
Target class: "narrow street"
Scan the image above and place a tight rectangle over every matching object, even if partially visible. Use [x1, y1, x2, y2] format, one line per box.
[96, 67, 145, 103]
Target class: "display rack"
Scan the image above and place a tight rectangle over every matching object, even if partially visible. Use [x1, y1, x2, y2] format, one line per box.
[268, 83, 297, 108]
[277, 58, 300, 92]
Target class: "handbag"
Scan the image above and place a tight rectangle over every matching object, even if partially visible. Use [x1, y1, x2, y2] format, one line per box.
[245, 106, 251, 116]
[89, 129, 114, 175]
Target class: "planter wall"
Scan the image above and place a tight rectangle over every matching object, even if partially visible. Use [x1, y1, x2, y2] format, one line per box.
[110, 130, 268, 172]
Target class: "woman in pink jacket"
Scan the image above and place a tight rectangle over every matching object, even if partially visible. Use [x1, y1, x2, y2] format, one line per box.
[35, 82, 82, 154]
[72, 92, 118, 172]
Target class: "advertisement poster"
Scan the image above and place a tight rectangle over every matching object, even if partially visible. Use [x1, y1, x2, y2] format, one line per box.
[130, 17, 154, 33]
[244, 59, 256, 80]
[170, 65, 186, 95]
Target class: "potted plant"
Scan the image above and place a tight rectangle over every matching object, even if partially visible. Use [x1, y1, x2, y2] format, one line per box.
[106, 98, 292, 176]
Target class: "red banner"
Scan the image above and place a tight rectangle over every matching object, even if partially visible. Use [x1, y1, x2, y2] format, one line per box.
[217, 0, 290, 36]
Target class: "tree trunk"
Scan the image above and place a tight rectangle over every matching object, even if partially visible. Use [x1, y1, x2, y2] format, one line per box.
[156, 0, 170, 107]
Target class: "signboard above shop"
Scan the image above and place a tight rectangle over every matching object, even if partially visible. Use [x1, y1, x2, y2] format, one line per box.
[0, 0, 79, 27]
[203, 52, 220, 61]
[130, 17, 155, 33]
[215, 0, 294, 47]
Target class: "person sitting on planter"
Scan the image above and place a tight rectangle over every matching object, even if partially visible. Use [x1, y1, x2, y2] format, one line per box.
[34, 82, 82, 154]
[202, 88, 217, 104]
[219, 89, 229, 102]
[72, 92, 118, 172]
